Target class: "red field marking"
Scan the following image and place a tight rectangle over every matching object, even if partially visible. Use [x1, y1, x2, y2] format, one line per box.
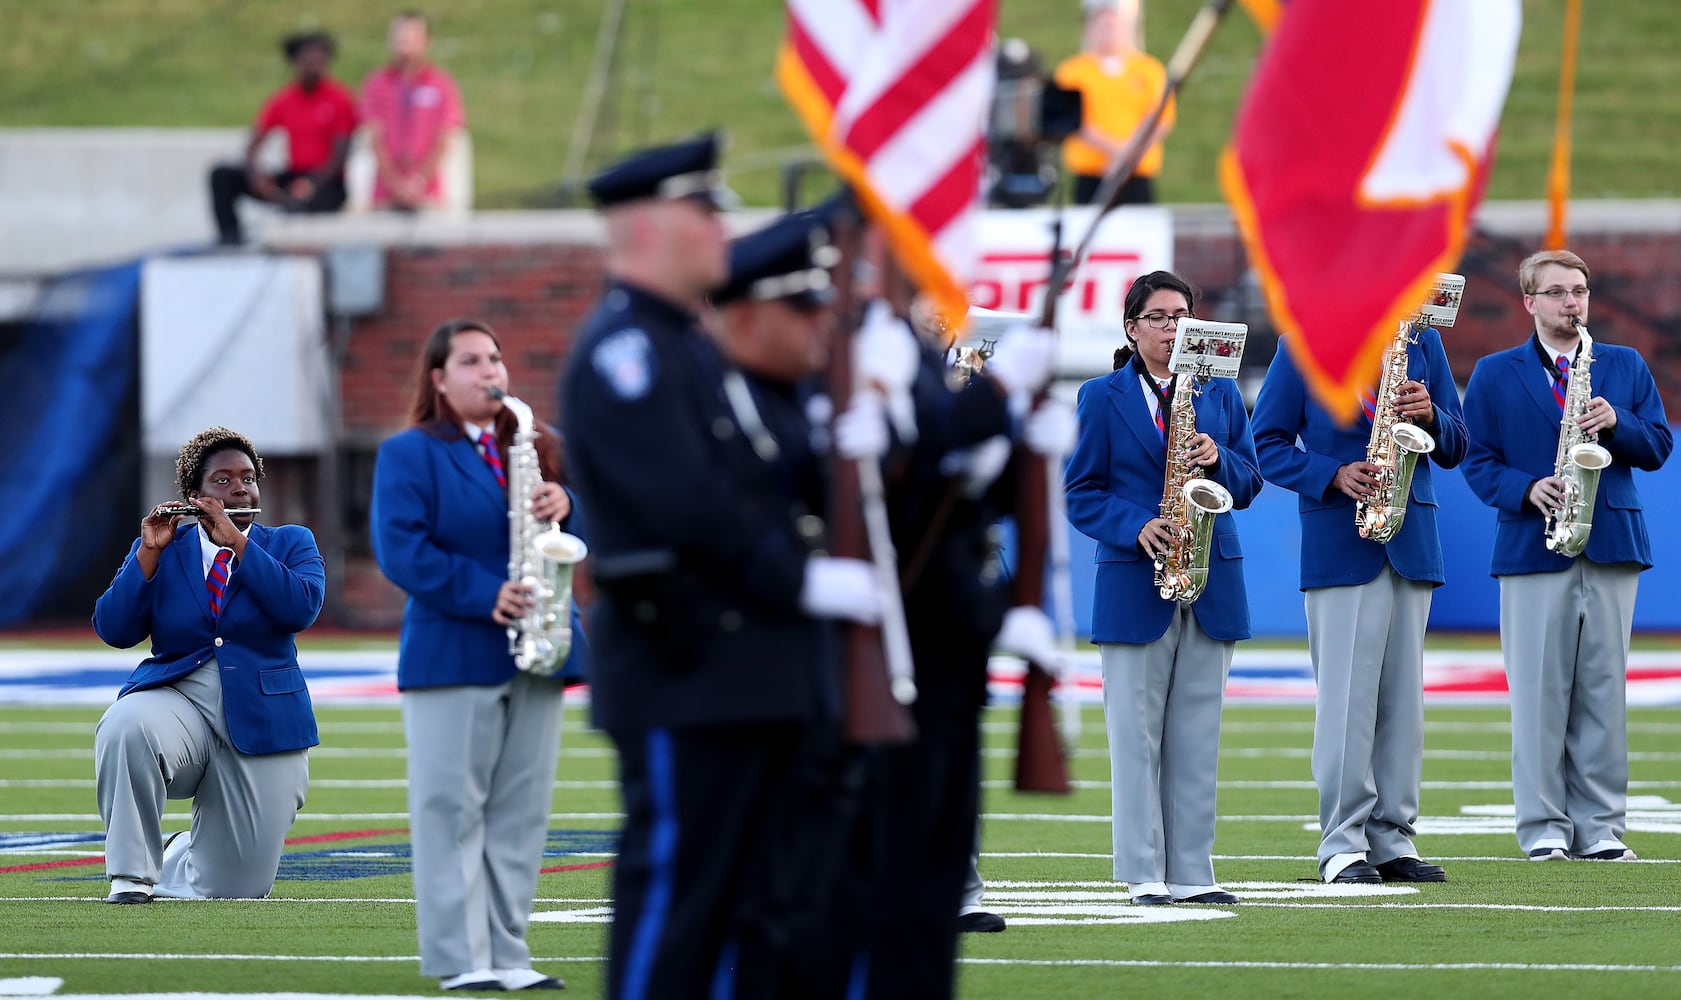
[0, 854, 106, 875]
[284, 827, 409, 846]
[541, 860, 615, 874]
[0, 828, 410, 875]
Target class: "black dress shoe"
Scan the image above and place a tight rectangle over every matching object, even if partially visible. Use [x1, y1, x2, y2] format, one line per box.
[1173, 890, 1239, 905]
[1375, 857, 1447, 882]
[957, 911, 1007, 933]
[1130, 893, 1174, 905]
[1329, 862, 1384, 884]
[442, 981, 504, 992]
[105, 891, 152, 905]
[512, 978, 564, 990]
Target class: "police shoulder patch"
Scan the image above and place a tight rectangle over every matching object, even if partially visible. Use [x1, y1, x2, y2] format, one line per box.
[593, 327, 658, 401]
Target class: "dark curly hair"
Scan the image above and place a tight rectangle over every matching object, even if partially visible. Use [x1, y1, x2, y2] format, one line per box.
[175, 427, 265, 498]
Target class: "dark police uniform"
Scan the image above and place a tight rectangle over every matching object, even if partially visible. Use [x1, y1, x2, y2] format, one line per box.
[560, 151, 844, 998]
[846, 345, 1018, 1000]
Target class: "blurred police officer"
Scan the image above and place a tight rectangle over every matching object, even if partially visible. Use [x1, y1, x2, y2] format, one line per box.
[560, 139, 883, 999]
[837, 274, 1061, 999]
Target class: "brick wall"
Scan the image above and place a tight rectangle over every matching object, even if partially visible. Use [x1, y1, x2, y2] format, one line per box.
[329, 215, 1681, 627]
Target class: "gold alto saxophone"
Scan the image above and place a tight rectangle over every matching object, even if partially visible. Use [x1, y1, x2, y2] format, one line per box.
[1544, 317, 1612, 557]
[1356, 317, 1438, 543]
[490, 389, 589, 676]
[1155, 363, 1234, 603]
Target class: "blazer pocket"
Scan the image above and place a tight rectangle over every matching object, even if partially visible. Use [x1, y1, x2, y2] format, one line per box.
[1216, 533, 1243, 559]
[1408, 479, 1438, 506]
[1602, 485, 1642, 510]
[259, 666, 308, 695]
[1095, 542, 1141, 563]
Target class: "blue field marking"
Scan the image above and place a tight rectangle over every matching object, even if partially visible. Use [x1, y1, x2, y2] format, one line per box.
[0, 831, 105, 851]
[33, 828, 621, 883]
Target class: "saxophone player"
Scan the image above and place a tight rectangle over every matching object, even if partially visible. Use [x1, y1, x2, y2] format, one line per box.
[1065, 271, 1261, 905]
[1250, 291, 1467, 885]
[1461, 250, 1672, 862]
[370, 319, 583, 992]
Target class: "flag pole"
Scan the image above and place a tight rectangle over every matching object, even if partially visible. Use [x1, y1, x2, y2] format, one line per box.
[1010, 0, 1237, 793]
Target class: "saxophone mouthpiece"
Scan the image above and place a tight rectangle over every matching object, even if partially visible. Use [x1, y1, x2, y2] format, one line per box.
[486, 386, 508, 401]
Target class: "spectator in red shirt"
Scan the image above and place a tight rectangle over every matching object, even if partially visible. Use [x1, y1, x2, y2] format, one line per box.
[360, 11, 466, 211]
[208, 32, 359, 245]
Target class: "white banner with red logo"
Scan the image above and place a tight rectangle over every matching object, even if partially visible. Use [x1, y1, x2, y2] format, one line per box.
[966, 205, 1173, 376]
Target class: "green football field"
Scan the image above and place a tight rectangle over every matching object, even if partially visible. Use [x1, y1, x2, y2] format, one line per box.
[3, 700, 1679, 998]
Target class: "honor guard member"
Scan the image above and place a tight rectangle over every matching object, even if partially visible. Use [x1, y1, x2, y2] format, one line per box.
[1251, 312, 1467, 884]
[836, 287, 1060, 1000]
[1461, 250, 1672, 862]
[560, 137, 884, 1000]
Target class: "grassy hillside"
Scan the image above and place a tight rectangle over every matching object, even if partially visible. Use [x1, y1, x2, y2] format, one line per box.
[1, 1, 1676, 207]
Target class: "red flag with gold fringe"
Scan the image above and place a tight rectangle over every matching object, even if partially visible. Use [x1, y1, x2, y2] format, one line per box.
[1219, 0, 1520, 420]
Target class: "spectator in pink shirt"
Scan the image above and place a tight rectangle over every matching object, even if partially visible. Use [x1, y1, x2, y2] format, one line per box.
[359, 11, 465, 210]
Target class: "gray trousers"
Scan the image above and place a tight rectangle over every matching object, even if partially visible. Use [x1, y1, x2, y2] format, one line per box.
[94, 658, 309, 898]
[403, 674, 566, 978]
[1099, 606, 1234, 888]
[1305, 565, 1431, 874]
[1499, 562, 1639, 853]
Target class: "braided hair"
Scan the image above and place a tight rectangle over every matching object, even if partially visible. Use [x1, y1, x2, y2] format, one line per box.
[175, 427, 265, 498]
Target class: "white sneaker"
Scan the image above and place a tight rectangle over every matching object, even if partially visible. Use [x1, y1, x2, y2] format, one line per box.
[105, 878, 154, 904]
[440, 970, 502, 991]
[495, 968, 565, 990]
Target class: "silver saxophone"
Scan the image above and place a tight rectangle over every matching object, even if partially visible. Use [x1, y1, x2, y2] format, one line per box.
[1544, 318, 1612, 557]
[490, 389, 589, 675]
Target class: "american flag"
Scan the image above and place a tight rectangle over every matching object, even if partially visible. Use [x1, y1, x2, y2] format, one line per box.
[1220, 0, 1521, 421]
[778, 0, 997, 327]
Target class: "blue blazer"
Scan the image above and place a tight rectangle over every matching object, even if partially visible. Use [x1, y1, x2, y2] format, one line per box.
[1065, 368, 1262, 643]
[1461, 339, 1672, 575]
[92, 522, 324, 755]
[1250, 328, 1467, 590]
[371, 426, 588, 690]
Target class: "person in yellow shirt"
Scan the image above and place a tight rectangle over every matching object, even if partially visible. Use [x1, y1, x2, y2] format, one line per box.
[1056, 0, 1175, 205]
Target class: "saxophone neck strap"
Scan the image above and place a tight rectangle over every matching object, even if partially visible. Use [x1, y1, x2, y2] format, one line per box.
[1530, 333, 1581, 381]
[1132, 353, 1176, 411]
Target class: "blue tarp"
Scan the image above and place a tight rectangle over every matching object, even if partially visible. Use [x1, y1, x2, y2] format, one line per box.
[0, 263, 141, 626]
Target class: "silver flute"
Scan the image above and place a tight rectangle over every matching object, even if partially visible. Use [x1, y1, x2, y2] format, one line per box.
[150, 502, 261, 518]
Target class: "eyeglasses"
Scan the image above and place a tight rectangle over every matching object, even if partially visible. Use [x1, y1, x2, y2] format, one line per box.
[1533, 287, 1590, 301]
[1134, 311, 1194, 330]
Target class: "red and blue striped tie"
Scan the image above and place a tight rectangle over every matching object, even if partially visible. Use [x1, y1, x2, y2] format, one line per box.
[207, 549, 233, 620]
[1552, 356, 1570, 410]
[1360, 387, 1378, 421]
[478, 431, 507, 488]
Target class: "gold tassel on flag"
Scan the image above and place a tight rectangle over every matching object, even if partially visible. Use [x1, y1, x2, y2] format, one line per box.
[1544, 0, 1581, 250]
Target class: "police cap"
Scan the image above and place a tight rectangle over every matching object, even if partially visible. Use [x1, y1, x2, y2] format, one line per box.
[712, 208, 842, 310]
[587, 131, 736, 210]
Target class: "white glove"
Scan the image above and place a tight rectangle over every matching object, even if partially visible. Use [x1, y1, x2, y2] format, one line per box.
[834, 392, 890, 461]
[855, 300, 921, 444]
[799, 556, 884, 624]
[854, 300, 921, 395]
[986, 324, 1057, 397]
[950, 436, 1013, 498]
[1024, 399, 1078, 458]
[994, 606, 1067, 675]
